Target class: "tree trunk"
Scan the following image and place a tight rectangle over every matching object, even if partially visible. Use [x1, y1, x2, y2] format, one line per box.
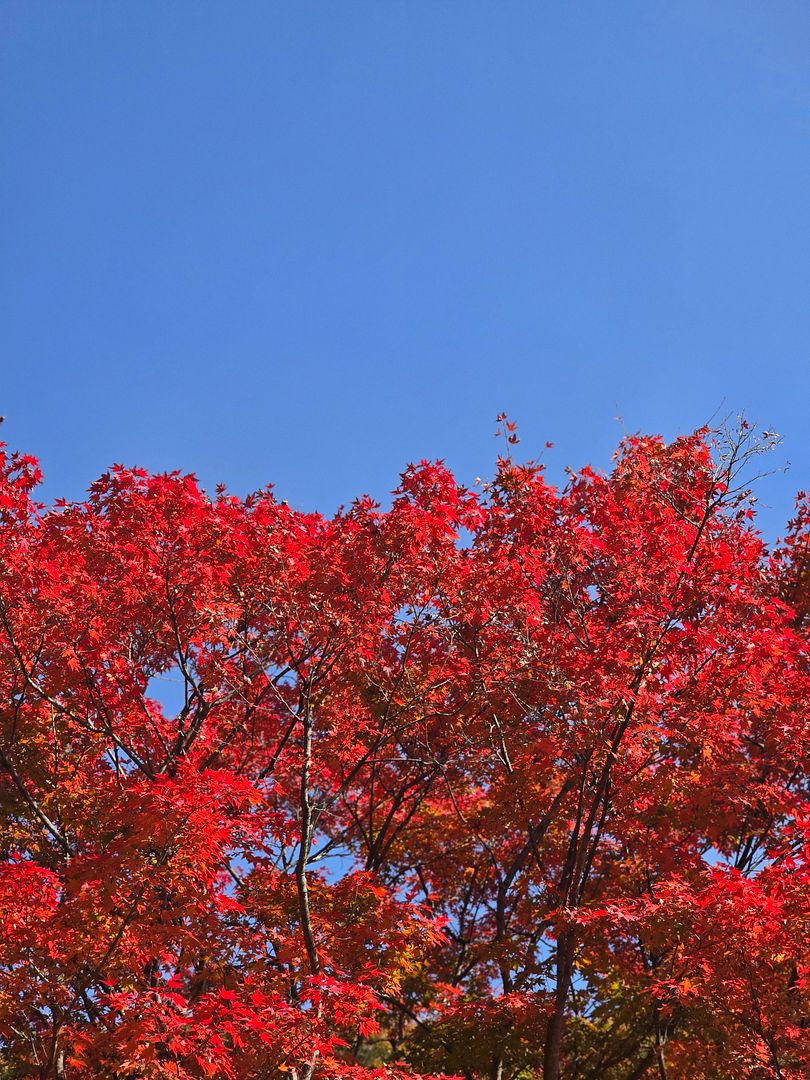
[543, 930, 575, 1080]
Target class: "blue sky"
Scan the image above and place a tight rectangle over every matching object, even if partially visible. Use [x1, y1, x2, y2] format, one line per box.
[1, 2, 808, 536]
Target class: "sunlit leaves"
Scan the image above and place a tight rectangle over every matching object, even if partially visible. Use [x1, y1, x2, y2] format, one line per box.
[0, 426, 807, 1078]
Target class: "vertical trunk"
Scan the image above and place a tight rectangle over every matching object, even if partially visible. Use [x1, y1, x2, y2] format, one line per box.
[296, 707, 320, 1080]
[543, 930, 575, 1080]
[655, 1046, 668, 1080]
[654, 1018, 668, 1080]
[296, 707, 320, 977]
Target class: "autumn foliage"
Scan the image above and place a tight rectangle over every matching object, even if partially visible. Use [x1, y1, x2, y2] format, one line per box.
[0, 425, 808, 1079]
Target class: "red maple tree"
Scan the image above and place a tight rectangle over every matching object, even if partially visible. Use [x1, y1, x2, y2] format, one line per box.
[0, 424, 807, 1079]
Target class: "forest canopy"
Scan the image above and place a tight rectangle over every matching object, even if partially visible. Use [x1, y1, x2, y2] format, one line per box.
[0, 425, 808, 1079]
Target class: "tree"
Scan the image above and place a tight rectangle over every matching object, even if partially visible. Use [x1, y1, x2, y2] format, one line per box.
[0, 424, 807, 1079]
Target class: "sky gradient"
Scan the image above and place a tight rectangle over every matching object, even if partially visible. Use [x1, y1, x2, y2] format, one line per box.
[2, 1, 809, 536]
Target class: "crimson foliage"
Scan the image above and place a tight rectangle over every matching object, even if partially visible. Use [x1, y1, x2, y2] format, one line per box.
[0, 426, 808, 1079]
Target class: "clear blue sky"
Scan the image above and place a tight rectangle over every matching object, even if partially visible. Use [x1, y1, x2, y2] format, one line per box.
[2, 2, 808, 535]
